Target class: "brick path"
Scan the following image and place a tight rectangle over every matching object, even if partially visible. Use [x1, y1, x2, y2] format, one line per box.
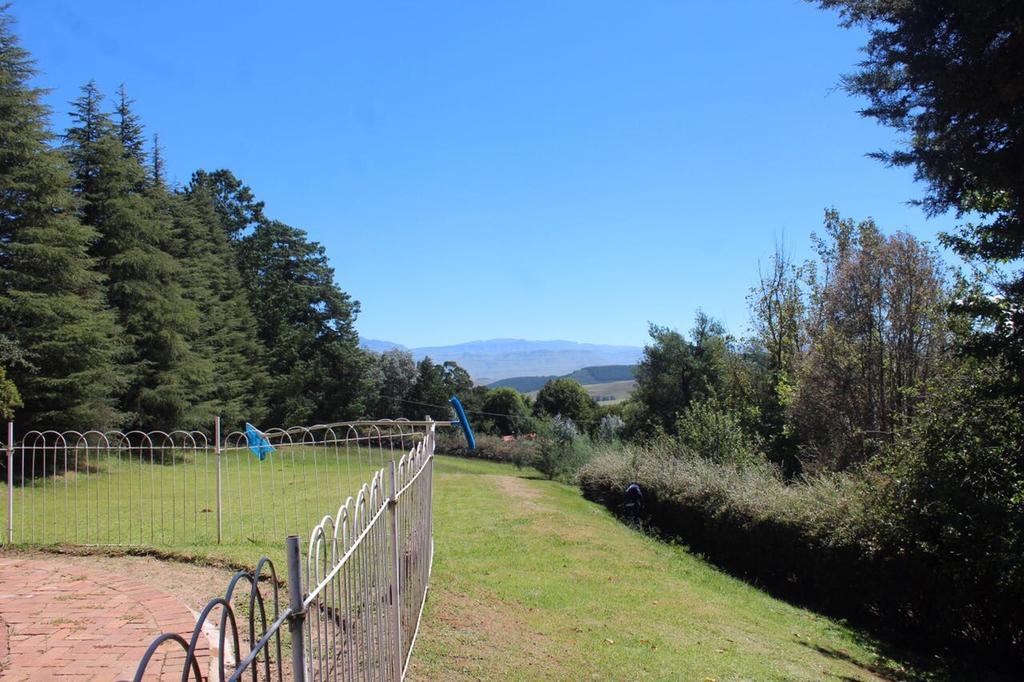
[0, 557, 207, 681]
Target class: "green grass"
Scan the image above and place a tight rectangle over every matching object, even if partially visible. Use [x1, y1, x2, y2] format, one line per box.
[1, 445, 392, 567]
[411, 456, 931, 681]
[1, 451, 961, 679]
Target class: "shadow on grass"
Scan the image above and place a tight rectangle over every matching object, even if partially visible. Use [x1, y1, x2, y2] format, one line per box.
[801, 640, 929, 682]
[604, 508, 1019, 682]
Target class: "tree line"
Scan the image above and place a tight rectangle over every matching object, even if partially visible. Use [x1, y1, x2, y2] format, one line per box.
[0, 10, 474, 434]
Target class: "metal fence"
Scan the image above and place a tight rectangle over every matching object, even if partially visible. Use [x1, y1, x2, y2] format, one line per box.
[1, 418, 424, 547]
[131, 420, 436, 681]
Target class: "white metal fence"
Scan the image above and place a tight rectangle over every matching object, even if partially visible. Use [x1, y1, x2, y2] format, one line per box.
[303, 428, 434, 680]
[1, 418, 425, 548]
[130, 420, 436, 681]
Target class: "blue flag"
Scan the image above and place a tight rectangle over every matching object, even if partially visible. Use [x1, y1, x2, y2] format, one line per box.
[245, 422, 275, 461]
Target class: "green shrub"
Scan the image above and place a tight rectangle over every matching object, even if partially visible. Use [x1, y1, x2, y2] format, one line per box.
[534, 416, 597, 483]
[578, 436, 1023, 663]
[674, 399, 761, 465]
[435, 432, 540, 467]
[868, 362, 1024, 658]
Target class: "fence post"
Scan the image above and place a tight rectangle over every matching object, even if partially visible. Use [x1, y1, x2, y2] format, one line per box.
[6, 422, 13, 545]
[286, 535, 307, 682]
[214, 416, 222, 544]
[388, 460, 403, 681]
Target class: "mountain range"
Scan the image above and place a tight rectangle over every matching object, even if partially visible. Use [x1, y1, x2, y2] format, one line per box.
[359, 338, 643, 385]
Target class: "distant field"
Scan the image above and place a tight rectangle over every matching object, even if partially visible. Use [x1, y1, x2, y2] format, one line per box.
[527, 379, 636, 404]
[583, 379, 636, 403]
[489, 364, 636, 393]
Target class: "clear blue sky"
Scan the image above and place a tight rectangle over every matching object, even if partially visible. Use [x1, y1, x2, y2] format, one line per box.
[13, 0, 948, 347]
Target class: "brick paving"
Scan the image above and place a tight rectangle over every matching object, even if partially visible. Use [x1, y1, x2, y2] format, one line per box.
[0, 557, 207, 681]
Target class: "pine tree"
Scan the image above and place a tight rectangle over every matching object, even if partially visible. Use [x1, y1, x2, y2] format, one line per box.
[0, 12, 124, 431]
[187, 170, 368, 425]
[187, 169, 264, 241]
[175, 178, 269, 429]
[237, 219, 368, 425]
[114, 83, 145, 169]
[406, 358, 448, 420]
[64, 81, 204, 430]
[149, 133, 164, 187]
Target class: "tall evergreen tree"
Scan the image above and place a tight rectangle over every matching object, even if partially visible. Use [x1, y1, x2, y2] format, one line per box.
[0, 12, 124, 431]
[187, 169, 264, 241]
[237, 219, 368, 424]
[114, 83, 145, 169]
[406, 357, 448, 420]
[64, 81, 204, 429]
[174, 179, 269, 428]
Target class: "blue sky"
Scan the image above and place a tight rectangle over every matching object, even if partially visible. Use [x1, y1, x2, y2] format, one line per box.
[13, 1, 949, 347]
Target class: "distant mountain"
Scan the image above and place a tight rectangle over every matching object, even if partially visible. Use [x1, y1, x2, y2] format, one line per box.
[489, 365, 637, 393]
[360, 338, 409, 353]
[358, 338, 643, 384]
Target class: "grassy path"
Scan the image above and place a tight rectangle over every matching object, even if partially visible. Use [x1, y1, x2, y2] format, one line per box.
[410, 456, 915, 681]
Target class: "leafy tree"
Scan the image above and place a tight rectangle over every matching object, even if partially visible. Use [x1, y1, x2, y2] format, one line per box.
[747, 244, 804, 465]
[402, 357, 473, 421]
[675, 399, 760, 465]
[480, 387, 530, 435]
[790, 210, 949, 469]
[816, 0, 1024, 393]
[630, 313, 732, 436]
[441, 360, 473, 400]
[0, 15, 124, 431]
[533, 377, 597, 428]
[406, 357, 449, 420]
[366, 348, 417, 418]
[64, 81, 204, 429]
[595, 413, 625, 442]
[872, 358, 1024, 653]
[0, 366, 17, 420]
[457, 383, 491, 418]
[237, 219, 367, 424]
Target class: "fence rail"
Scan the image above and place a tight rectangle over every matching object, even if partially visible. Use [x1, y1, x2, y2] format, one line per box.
[130, 420, 436, 681]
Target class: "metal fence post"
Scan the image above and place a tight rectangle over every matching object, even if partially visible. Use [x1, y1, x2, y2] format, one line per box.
[6, 422, 13, 544]
[286, 534, 307, 682]
[214, 416, 222, 544]
[388, 460, 403, 681]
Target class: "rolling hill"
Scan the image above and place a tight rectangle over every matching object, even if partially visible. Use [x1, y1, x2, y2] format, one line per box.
[488, 364, 636, 393]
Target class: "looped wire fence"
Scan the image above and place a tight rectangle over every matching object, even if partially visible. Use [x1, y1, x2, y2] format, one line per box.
[2, 417, 438, 681]
[1, 418, 426, 547]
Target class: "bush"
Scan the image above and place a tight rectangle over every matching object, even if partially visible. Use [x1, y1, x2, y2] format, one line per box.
[595, 413, 625, 443]
[674, 399, 761, 465]
[578, 437, 1023, 663]
[868, 362, 1024, 659]
[534, 416, 597, 482]
[435, 432, 540, 467]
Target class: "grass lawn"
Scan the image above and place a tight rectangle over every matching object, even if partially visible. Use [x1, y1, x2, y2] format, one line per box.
[2, 452, 987, 679]
[1, 445, 391, 567]
[412, 456, 948, 681]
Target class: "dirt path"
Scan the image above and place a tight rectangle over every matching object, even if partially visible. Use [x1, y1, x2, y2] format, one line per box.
[0, 551, 234, 681]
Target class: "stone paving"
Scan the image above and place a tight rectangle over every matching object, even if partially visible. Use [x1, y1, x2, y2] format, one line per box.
[0, 557, 206, 681]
